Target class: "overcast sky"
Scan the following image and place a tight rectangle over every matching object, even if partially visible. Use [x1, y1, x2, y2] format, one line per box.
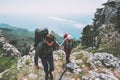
[0, 0, 108, 39]
[0, 0, 107, 15]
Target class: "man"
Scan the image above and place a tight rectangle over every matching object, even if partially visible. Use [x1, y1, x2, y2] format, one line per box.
[34, 33, 59, 80]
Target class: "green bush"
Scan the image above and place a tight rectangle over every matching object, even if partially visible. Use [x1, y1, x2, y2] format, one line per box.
[93, 42, 120, 58]
[2, 66, 18, 80]
[0, 54, 18, 72]
[25, 59, 30, 65]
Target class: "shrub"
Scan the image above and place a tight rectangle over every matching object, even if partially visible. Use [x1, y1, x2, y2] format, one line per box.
[93, 42, 120, 58]
[0, 54, 18, 72]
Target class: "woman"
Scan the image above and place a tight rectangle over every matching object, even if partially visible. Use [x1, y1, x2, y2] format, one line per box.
[63, 33, 73, 63]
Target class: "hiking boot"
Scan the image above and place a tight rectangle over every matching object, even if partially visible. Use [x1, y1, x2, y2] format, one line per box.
[66, 60, 70, 63]
[49, 72, 53, 80]
[45, 74, 49, 80]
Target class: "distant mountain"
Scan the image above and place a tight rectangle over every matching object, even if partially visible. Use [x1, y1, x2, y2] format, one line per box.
[0, 23, 11, 28]
[0, 23, 63, 41]
[0, 24, 34, 52]
[0, 23, 80, 49]
[0, 23, 64, 49]
[0, 23, 29, 32]
[0, 23, 33, 40]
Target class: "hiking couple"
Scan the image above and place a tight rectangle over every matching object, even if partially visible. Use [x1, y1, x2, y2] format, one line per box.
[34, 28, 73, 80]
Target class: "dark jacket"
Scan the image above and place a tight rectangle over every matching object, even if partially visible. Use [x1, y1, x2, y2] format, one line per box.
[34, 41, 59, 66]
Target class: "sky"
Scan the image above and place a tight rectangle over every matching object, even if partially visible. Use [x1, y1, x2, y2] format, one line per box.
[0, 0, 107, 39]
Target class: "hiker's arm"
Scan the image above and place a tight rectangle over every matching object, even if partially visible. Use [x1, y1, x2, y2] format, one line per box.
[34, 42, 37, 49]
[34, 48, 39, 66]
[34, 43, 43, 66]
[52, 41, 60, 50]
[55, 41, 60, 49]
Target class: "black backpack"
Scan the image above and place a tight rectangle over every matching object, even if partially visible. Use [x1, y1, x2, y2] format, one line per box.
[34, 28, 48, 47]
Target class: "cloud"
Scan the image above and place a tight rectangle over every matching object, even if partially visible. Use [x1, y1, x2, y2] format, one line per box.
[0, 0, 107, 39]
[48, 16, 85, 29]
[74, 23, 85, 29]
[48, 17, 73, 23]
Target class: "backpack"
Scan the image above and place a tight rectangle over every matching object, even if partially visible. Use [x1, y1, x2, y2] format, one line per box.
[34, 28, 48, 47]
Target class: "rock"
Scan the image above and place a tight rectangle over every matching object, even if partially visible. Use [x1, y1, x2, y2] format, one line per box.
[0, 33, 21, 57]
[28, 73, 38, 80]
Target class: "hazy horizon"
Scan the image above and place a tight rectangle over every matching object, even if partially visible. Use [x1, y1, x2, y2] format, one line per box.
[0, 0, 107, 39]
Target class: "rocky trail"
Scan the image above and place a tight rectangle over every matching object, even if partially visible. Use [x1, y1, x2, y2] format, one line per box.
[1, 48, 120, 80]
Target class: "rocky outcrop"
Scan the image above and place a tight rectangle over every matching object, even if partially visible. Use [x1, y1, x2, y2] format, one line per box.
[77, 51, 120, 80]
[82, 0, 120, 48]
[1, 48, 120, 80]
[0, 29, 21, 57]
[94, 0, 120, 46]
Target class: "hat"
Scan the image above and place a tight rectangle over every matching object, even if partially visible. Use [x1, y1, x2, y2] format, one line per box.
[67, 34, 72, 40]
[64, 33, 69, 39]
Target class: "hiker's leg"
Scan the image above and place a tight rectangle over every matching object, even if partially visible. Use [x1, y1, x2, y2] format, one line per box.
[48, 56, 54, 72]
[48, 56, 54, 80]
[41, 57, 49, 73]
[45, 74, 49, 80]
[66, 52, 70, 63]
[66, 49, 72, 63]
[65, 48, 70, 63]
[49, 71, 53, 80]
[66, 55, 69, 63]
[41, 57, 49, 80]
[64, 48, 69, 63]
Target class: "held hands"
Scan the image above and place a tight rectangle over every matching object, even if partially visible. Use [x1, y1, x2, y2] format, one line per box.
[35, 65, 39, 70]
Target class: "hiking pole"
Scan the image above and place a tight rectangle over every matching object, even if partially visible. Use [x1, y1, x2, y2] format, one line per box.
[59, 68, 67, 80]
